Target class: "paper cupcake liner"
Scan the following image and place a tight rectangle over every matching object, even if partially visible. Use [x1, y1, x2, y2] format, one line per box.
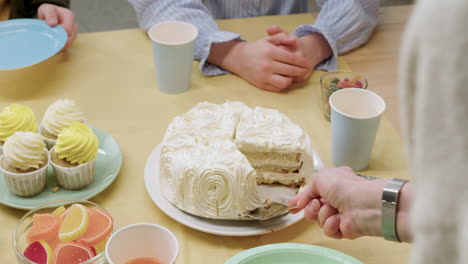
[50, 147, 96, 190]
[0, 151, 49, 197]
[39, 124, 57, 149]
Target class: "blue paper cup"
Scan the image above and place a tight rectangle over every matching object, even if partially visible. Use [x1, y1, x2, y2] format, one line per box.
[329, 88, 386, 171]
[148, 21, 198, 94]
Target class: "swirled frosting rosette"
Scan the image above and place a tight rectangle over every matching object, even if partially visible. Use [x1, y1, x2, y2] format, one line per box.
[160, 101, 314, 220]
[50, 121, 98, 190]
[0, 104, 38, 144]
[40, 99, 85, 148]
[0, 132, 49, 197]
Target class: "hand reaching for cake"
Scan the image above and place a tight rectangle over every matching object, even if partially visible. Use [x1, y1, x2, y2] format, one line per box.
[288, 167, 387, 239]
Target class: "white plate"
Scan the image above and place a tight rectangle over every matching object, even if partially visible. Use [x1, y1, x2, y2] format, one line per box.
[144, 143, 324, 236]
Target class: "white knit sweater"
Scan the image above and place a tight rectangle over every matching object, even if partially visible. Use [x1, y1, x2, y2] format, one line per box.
[400, 1, 468, 263]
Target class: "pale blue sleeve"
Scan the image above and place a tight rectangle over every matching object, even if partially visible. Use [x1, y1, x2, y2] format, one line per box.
[128, 0, 240, 76]
[294, 0, 383, 71]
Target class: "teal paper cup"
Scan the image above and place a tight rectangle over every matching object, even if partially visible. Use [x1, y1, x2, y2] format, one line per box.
[148, 21, 198, 94]
[329, 88, 385, 171]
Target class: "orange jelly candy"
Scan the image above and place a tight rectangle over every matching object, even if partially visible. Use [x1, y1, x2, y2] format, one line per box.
[53, 242, 94, 264]
[76, 207, 113, 247]
[27, 214, 60, 243]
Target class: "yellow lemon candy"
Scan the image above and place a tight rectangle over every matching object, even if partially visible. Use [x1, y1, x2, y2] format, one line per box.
[59, 204, 89, 242]
[51, 206, 66, 219]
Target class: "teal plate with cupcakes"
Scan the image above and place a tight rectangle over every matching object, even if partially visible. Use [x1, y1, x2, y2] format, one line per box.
[0, 127, 121, 210]
[225, 243, 364, 264]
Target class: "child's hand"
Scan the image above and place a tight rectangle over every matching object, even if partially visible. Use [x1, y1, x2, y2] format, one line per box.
[208, 36, 310, 93]
[38, 4, 78, 49]
[266, 26, 312, 83]
[266, 25, 333, 84]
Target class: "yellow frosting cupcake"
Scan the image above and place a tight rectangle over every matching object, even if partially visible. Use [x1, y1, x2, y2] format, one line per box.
[50, 121, 98, 190]
[0, 104, 38, 143]
[55, 121, 98, 165]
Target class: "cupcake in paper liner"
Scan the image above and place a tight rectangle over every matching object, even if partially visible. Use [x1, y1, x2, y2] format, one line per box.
[0, 104, 39, 155]
[0, 132, 49, 197]
[40, 99, 85, 149]
[50, 121, 98, 190]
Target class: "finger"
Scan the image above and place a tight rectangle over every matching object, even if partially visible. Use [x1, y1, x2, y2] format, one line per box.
[317, 203, 339, 228]
[338, 166, 354, 174]
[266, 74, 293, 91]
[56, 8, 75, 35]
[303, 199, 322, 221]
[288, 194, 301, 208]
[271, 47, 309, 68]
[259, 83, 284, 93]
[322, 214, 343, 239]
[38, 4, 58, 26]
[64, 23, 78, 49]
[293, 71, 312, 83]
[267, 33, 297, 47]
[266, 25, 285, 36]
[296, 184, 319, 208]
[269, 61, 308, 77]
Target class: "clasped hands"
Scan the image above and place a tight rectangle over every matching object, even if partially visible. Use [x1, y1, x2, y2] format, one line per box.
[209, 25, 332, 92]
[236, 25, 314, 92]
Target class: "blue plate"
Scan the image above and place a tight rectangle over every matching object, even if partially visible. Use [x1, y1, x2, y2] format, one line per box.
[225, 243, 364, 264]
[0, 19, 67, 70]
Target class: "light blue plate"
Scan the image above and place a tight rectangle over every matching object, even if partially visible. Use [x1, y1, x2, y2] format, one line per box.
[0, 127, 122, 210]
[225, 243, 364, 264]
[0, 18, 67, 70]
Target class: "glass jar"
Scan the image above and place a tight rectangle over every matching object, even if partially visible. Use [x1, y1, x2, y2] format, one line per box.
[13, 199, 114, 264]
[320, 71, 368, 121]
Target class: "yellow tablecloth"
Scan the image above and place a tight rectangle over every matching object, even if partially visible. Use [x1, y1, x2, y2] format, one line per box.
[0, 13, 411, 264]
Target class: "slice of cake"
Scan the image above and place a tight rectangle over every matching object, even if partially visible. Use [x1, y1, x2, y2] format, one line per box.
[235, 107, 314, 188]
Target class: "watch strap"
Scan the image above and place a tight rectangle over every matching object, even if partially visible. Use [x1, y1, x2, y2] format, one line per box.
[381, 178, 408, 242]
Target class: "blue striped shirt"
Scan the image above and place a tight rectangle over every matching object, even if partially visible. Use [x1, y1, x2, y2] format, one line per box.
[129, 0, 382, 76]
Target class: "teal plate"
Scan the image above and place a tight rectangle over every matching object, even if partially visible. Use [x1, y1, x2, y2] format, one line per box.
[225, 243, 364, 264]
[0, 19, 67, 70]
[0, 127, 122, 210]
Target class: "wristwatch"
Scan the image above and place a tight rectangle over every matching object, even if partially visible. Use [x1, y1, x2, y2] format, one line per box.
[381, 178, 408, 242]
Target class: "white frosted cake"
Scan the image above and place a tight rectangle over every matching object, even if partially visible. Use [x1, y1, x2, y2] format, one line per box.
[160, 101, 314, 219]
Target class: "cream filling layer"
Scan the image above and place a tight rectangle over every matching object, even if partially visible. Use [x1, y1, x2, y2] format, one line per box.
[256, 171, 306, 187]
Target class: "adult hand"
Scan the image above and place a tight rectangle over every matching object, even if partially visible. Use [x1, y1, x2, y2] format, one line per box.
[207, 36, 310, 92]
[38, 4, 78, 49]
[289, 167, 386, 239]
[266, 25, 333, 83]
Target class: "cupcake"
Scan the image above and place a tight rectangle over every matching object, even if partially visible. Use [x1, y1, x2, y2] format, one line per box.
[40, 99, 85, 149]
[0, 132, 49, 197]
[50, 121, 98, 190]
[0, 104, 38, 155]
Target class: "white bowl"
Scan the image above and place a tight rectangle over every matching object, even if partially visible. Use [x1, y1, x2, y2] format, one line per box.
[105, 223, 178, 264]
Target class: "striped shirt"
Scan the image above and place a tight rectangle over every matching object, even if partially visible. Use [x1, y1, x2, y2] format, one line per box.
[129, 0, 382, 76]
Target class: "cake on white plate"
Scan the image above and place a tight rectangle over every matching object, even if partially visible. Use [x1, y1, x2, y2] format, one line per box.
[160, 101, 314, 220]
